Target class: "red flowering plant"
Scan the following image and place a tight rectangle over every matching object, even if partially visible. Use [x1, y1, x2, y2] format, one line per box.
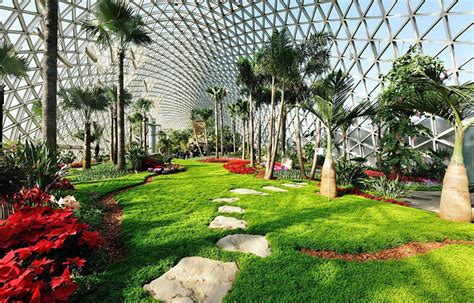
[49, 178, 75, 191]
[223, 160, 255, 175]
[364, 170, 385, 178]
[337, 187, 410, 207]
[0, 189, 101, 302]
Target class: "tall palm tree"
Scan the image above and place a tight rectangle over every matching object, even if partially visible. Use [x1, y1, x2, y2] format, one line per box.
[301, 70, 375, 198]
[135, 98, 152, 150]
[0, 43, 28, 155]
[401, 70, 473, 222]
[41, 0, 58, 153]
[206, 86, 227, 158]
[236, 98, 249, 159]
[83, 0, 152, 169]
[227, 103, 239, 154]
[255, 28, 299, 179]
[197, 108, 213, 154]
[59, 85, 108, 169]
[190, 108, 204, 156]
[92, 122, 105, 162]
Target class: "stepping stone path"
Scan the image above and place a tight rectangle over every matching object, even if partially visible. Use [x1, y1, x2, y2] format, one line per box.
[230, 188, 269, 195]
[217, 234, 271, 257]
[282, 183, 306, 188]
[143, 256, 239, 303]
[262, 186, 288, 192]
[212, 197, 240, 203]
[209, 215, 247, 230]
[218, 205, 245, 214]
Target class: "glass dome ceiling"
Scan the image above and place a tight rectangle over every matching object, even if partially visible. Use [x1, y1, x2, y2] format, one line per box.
[1, 0, 473, 159]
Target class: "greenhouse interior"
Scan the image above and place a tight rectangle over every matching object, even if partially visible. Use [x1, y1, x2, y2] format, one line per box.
[0, 0, 473, 302]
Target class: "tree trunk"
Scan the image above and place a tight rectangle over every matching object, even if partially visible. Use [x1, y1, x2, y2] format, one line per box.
[309, 120, 322, 180]
[376, 122, 382, 171]
[204, 125, 209, 155]
[295, 108, 305, 178]
[220, 100, 224, 156]
[320, 129, 337, 198]
[257, 109, 262, 163]
[0, 84, 4, 156]
[117, 49, 126, 170]
[241, 119, 246, 159]
[83, 121, 91, 170]
[268, 87, 286, 177]
[129, 121, 132, 149]
[110, 108, 115, 163]
[193, 123, 203, 156]
[113, 106, 118, 162]
[264, 77, 276, 180]
[95, 143, 100, 163]
[143, 116, 147, 151]
[439, 130, 472, 222]
[41, 0, 58, 153]
[249, 94, 255, 168]
[232, 118, 236, 154]
[139, 119, 143, 147]
[280, 102, 287, 157]
[342, 128, 348, 160]
[214, 101, 219, 158]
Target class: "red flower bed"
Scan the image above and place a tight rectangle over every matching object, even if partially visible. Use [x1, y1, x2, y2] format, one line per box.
[1, 187, 53, 209]
[50, 178, 75, 191]
[338, 187, 410, 207]
[0, 189, 101, 302]
[364, 170, 385, 178]
[199, 157, 242, 163]
[223, 160, 255, 174]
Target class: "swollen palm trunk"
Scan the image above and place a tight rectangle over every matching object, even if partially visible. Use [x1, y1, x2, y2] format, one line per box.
[83, 122, 91, 169]
[439, 162, 472, 222]
[320, 158, 337, 198]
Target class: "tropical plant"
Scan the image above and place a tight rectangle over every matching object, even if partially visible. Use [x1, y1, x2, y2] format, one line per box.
[0, 42, 28, 154]
[255, 28, 299, 179]
[227, 103, 239, 154]
[393, 51, 474, 222]
[195, 107, 213, 154]
[83, 0, 152, 169]
[190, 108, 204, 156]
[206, 86, 227, 158]
[127, 143, 149, 171]
[336, 159, 366, 187]
[300, 70, 375, 198]
[59, 150, 75, 165]
[135, 98, 152, 149]
[68, 163, 128, 182]
[236, 98, 249, 159]
[58, 85, 109, 169]
[362, 175, 405, 199]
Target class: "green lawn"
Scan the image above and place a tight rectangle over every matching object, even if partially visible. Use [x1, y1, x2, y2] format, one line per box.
[78, 159, 474, 302]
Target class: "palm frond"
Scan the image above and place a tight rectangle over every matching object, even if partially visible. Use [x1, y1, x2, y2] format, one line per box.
[0, 43, 28, 78]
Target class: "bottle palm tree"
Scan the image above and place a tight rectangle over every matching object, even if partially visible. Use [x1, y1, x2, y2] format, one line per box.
[0, 42, 28, 155]
[255, 28, 299, 179]
[401, 69, 473, 222]
[190, 108, 204, 156]
[236, 98, 249, 159]
[135, 98, 152, 150]
[58, 85, 108, 169]
[41, 0, 58, 153]
[196, 108, 213, 154]
[206, 86, 227, 158]
[83, 0, 152, 169]
[227, 103, 239, 154]
[300, 70, 375, 198]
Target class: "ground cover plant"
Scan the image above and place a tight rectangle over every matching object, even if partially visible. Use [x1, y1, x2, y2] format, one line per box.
[76, 160, 474, 302]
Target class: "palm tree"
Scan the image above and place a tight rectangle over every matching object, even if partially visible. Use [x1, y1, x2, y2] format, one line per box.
[190, 108, 204, 156]
[401, 70, 473, 222]
[206, 86, 227, 158]
[83, 0, 152, 169]
[300, 70, 375, 198]
[41, 0, 58, 153]
[92, 122, 105, 162]
[255, 28, 299, 179]
[196, 108, 213, 154]
[236, 98, 249, 159]
[135, 98, 152, 150]
[59, 85, 108, 169]
[0, 43, 28, 155]
[227, 103, 239, 154]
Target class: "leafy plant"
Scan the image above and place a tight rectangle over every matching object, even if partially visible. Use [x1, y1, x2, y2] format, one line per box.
[68, 163, 129, 183]
[59, 150, 76, 165]
[127, 144, 149, 171]
[362, 176, 405, 199]
[336, 160, 365, 187]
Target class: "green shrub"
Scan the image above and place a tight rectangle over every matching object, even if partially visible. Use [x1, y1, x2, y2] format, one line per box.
[362, 176, 405, 199]
[336, 159, 365, 187]
[59, 150, 75, 164]
[127, 144, 149, 171]
[68, 163, 128, 182]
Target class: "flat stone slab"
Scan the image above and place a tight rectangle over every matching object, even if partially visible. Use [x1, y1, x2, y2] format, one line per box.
[218, 206, 245, 214]
[230, 188, 269, 195]
[216, 234, 271, 257]
[144, 256, 239, 303]
[282, 183, 306, 188]
[209, 216, 247, 230]
[212, 197, 240, 203]
[262, 186, 288, 192]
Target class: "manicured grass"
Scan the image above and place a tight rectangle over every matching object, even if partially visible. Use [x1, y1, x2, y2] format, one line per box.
[79, 160, 474, 302]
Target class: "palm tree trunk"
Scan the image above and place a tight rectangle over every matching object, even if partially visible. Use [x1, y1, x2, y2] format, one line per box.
[320, 128, 337, 198]
[241, 119, 246, 159]
[113, 105, 118, 164]
[110, 108, 115, 163]
[439, 129, 472, 222]
[258, 109, 262, 163]
[83, 121, 91, 169]
[193, 123, 203, 156]
[309, 120, 322, 180]
[268, 87, 286, 176]
[376, 122, 382, 171]
[143, 117, 147, 151]
[264, 76, 276, 179]
[129, 121, 132, 149]
[295, 107, 305, 178]
[204, 125, 209, 154]
[41, 0, 58, 153]
[0, 84, 4, 156]
[220, 100, 224, 156]
[232, 118, 236, 154]
[249, 94, 255, 168]
[117, 49, 126, 170]
[214, 101, 219, 158]
[280, 102, 287, 157]
[95, 142, 100, 163]
[139, 120, 143, 147]
[342, 128, 348, 160]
